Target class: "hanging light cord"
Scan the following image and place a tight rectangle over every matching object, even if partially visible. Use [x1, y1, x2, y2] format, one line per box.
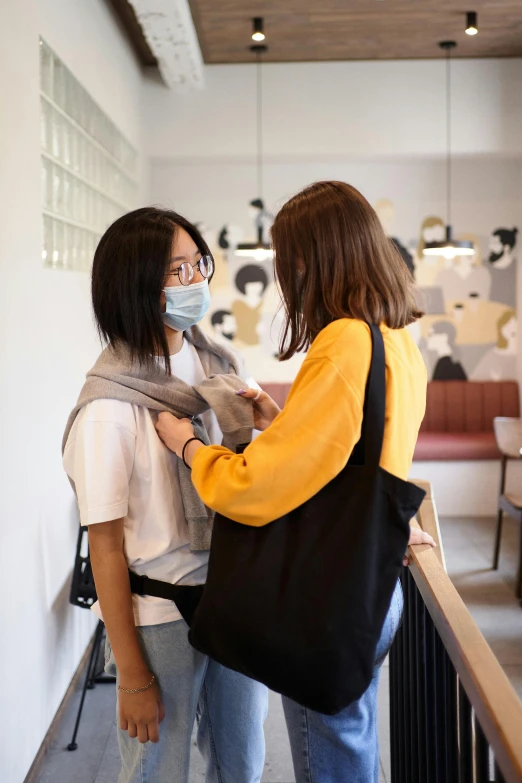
[256, 48, 263, 202]
[446, 45, 452, 232]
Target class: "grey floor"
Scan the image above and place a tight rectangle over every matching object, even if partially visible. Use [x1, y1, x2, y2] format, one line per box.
[35, 516, 522, 783]
[439, 514, 522, 701]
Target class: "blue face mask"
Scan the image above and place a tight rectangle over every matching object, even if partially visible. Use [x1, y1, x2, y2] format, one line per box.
[162, 280, 210, 332]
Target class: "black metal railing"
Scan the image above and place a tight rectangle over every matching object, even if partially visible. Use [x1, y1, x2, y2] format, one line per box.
[390, 567, 511, 783]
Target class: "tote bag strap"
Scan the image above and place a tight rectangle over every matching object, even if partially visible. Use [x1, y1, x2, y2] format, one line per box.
[356, 323, 386, 471]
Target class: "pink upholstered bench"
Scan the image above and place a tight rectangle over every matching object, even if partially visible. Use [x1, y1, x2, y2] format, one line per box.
[415, 382, 519, 461]
[261, 380, 520, 462]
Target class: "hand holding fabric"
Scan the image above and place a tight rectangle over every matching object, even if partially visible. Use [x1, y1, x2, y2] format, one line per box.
[236, 388, 281, 431]
[156, 413, 196, 458]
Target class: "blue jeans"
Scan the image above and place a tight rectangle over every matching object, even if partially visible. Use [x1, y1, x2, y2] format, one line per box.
[105, 619, 268, 783]
[282, 580, 404, 783]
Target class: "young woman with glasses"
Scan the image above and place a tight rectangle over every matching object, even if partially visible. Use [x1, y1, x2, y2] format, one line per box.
[63, 207, 267, 782]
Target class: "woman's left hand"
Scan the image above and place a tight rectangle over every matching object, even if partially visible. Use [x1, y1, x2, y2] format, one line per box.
[404, 526, 436, 566]
[155, 413, 195, 458]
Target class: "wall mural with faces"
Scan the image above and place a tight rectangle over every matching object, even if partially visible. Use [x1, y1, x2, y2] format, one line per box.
[197, 201, 305, 382]
[375, 198, 519, 383]
[197, 194, 518, 384]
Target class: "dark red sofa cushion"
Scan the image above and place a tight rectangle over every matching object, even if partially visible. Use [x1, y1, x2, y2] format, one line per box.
[261, 380, 519, 462]
[414, 432, 500, 461]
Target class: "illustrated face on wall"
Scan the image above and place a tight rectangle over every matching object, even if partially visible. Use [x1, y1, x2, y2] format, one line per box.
[454, 252, 475, 276]
[249, 198, 264, 222]
[218, 224, 244, 251]
[248, 198, 274, 245]
[427, 321, 457, 358]
[501, 317, 517, 347]
[245, 281, 265, 303]
[423, 224, 446, 244]
[497, 310, 518, 351]
[210, 310, 237, 341]
[489, 234, 503, 258]
[235, 264, 269, 308]
[427, 330, 450, 356]
[488, 228, 518, 269]
[417, 216, 446, 263]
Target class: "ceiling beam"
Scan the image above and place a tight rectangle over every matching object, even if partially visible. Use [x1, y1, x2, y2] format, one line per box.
[128, 0, 205, 90]
[106, 0, 157, 67]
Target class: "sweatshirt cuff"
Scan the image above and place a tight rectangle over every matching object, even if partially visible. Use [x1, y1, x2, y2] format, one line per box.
[221, 426, 253, 452]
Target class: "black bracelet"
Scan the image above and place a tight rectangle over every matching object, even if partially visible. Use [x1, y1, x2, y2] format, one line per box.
[182, 437, 204, 470]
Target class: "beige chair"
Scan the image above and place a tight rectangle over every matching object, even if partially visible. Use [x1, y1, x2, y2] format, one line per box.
[493, 417, 522, 603]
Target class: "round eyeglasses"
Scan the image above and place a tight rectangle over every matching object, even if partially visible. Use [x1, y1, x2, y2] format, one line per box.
[170, 255, 214, 286]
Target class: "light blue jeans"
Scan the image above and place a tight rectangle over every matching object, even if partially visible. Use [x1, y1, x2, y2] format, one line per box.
[105, 619, 268, 783]
[282, 580, 404, 783]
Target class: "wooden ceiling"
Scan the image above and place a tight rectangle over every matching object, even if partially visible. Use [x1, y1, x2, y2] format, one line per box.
[187, 0, 522, 63]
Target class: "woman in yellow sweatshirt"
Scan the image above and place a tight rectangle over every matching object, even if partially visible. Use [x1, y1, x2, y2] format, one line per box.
[156, 181, 433, 783]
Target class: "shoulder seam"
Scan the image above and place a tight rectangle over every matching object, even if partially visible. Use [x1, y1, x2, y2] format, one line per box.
[302, 356, 366, 408]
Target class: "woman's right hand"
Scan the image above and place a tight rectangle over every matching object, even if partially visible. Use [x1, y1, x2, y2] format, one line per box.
[237, 388, 282, 431]
[118, 679, 165, 744]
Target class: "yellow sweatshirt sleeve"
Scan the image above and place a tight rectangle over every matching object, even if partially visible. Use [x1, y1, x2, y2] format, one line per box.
[191, 350, 368, 527]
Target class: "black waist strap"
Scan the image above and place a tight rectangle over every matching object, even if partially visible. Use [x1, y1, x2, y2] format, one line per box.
[128, 570, 204, 626]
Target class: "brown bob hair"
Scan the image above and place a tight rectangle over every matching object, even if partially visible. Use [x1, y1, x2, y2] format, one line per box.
[272, 181, 423, 360]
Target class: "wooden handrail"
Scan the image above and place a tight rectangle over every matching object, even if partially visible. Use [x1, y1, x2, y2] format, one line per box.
[411, 478, 446, 570]
[408, 485, 522, 783]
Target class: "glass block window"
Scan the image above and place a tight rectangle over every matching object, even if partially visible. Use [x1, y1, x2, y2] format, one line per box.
[39, 38, 138, 271]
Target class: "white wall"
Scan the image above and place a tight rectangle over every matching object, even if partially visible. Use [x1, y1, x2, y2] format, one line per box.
[411, 461, 522, 517]
[144, 58, 522, 266]
[144, 57, 522, 238]
[144, 59, 522, 162]
[0, 2, 144, 780]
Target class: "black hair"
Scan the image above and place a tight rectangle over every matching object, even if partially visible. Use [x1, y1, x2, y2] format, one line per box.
[235, 264, 269, 296]
[492, 227, 518, 250]
[250, 198, 264, 210]
[211, 309, 232, 328]
[91, 206, 211, 373]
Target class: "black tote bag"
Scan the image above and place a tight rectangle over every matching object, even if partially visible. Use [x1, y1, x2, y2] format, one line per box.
[189, 323, 425, 715]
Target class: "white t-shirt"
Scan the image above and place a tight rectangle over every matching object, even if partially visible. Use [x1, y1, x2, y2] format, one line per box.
[63, 340, 225, 626]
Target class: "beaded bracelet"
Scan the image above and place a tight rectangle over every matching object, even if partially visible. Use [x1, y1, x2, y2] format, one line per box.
[118, 674, 156, 695]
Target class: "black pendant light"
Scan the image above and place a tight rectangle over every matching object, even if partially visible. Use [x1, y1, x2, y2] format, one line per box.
[424, 41, 474, 259]
[236, 26, 273, 262]
[252, 17, 265, 42]
[465, 11, 478, 36]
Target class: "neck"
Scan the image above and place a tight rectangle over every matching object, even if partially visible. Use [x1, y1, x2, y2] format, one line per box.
[165, 326, 184, 356]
